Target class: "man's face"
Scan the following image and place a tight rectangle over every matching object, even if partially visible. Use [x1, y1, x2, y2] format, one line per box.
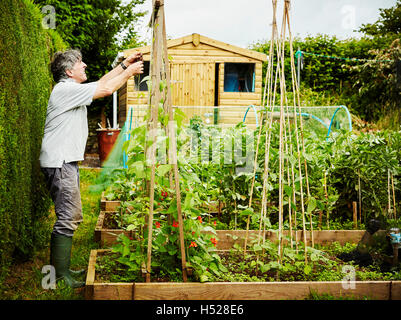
[66, 59, 87, 83]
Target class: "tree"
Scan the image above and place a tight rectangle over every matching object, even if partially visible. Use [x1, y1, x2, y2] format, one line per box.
[351, 39, 401, 124]
[34, 0, 147, 115]
[359, 0, 401, 45]
[352, 1, 401, 125]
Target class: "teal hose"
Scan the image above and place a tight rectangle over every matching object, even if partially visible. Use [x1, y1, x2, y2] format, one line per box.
[326, 105, 352, 141]
[243, 105, 259, 128]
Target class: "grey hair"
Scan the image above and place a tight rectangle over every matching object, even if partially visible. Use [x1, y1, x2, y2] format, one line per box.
[50, 49, 82, 82]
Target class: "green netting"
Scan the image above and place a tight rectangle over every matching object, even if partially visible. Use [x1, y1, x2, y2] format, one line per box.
[90, 122, 131, 194]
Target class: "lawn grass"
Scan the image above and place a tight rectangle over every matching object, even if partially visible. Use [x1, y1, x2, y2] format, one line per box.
[0, 167, 101, 300]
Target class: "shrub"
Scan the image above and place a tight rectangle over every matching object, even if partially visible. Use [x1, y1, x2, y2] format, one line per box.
[0, 0, 66, 281]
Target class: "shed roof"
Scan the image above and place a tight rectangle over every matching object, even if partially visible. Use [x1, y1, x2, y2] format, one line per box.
[123, 33, 268, 62]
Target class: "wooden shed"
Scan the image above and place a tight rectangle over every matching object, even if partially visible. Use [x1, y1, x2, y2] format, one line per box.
[117, 33, 268, 129]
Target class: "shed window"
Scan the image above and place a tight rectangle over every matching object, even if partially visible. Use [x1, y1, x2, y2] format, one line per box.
[224, 63, 255, 93]
[134, 61, 150, 91]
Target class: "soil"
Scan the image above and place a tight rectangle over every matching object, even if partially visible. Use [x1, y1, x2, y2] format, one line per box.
[103, 213, 120, 229]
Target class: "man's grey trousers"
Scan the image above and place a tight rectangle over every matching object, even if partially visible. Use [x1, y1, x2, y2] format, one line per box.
[41, 162, 83, 237]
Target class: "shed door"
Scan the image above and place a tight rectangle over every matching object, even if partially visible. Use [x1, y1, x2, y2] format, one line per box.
[170, 62, 215, 107]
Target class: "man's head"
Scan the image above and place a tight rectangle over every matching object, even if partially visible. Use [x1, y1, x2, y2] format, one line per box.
[51, 49, 87, 83]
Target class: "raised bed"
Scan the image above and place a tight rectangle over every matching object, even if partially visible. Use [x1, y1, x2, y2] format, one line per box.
[95, 211, 373, 248]
[94, 211, 135, 247]
[100, 192, 121, 212]
[100, 192, 223, 214]
[85, 249, 401, 300]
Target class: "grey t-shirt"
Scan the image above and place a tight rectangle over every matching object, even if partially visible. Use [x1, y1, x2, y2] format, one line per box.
[39, 78, 98, 168]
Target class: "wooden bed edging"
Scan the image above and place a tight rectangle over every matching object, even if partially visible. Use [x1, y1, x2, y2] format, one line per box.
[100, 192, 121, 211]
[95, 211, 371, 248]
[94, 211, 135, 246]
[100, 192, 224, 213]
[85, 249, 401, 300]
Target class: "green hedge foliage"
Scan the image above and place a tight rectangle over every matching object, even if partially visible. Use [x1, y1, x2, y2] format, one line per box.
[0, 0, 66, 280]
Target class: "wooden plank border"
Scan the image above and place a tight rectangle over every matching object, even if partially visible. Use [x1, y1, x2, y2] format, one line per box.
[85, 250, 401, 300]
[95, 211, 134, 247]
[95, 211, 370, 248]
[100, 192, 121, 211]
[133, 281, 390, 300]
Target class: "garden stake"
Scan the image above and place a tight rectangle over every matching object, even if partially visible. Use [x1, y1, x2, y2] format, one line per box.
[388, 169, 392, 217]
[257, 44, 282, 251]
[358, 169, 362, 224]
[161, 4, 188, 282]
[324, 171, 329, 229]
[244, 0, 278, 257]
[278, 6, 288, 261]
[392, 173, 397, 220]
[145, 0, 163, 282]
[285, 0, 309, 260]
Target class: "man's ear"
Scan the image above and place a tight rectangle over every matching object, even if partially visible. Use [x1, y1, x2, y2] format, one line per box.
[65, 69, 73, 77]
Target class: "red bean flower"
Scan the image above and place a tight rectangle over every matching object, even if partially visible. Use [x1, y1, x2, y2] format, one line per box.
[211, 237, 217, 246]
[189, 241, 197, 248]
[155, 221, 161, 229]
[197, 216, 202, 223]
[172, 221, 179, 228]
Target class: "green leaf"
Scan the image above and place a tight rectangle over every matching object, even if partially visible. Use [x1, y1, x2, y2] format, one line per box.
[126, 224, 136, 231]
[156, 164, 172, 177]
[202, 226, 217, 235]
[304, 264, 312, 275]
[307, 197, 317, 214]
[199, 274, 209, 283]
[122, 245, 130, 257]
[260, 263, 270, 273]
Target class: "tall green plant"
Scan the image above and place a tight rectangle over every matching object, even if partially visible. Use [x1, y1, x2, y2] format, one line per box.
[0, 0, 66, 281]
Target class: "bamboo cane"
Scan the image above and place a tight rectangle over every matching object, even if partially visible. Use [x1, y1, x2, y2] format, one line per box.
[358, 169, 362, 224]
[324, 171, 329, 230]
[160, 5, 188, 282]
[145, 0, 162, 282]
[388, 169, 391, 218]
[244, 0, 278, 256]
[391, 173, 397, 219]
[284, 0, 308, 261]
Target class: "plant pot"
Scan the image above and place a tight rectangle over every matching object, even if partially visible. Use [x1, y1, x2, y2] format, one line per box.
[97, 128, 121, 167]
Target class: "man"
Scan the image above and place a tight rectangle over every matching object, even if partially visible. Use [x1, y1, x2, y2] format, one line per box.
[40, 49, 143, 288]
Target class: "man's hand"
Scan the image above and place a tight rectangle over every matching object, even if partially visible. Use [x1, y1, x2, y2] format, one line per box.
[94, 60, 144, 100]
[127, 61, 144, 77]
[125, 52, 143, 65]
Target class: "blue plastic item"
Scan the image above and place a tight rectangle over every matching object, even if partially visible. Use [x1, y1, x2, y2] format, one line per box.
[243, 105, 259, 128]
[225, 73, 239, 92]
[390, 231, 401, 245]
[123, 107, 134, 169]
[326, 105, 352, 141]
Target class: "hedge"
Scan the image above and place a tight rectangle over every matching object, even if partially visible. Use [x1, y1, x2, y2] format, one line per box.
[0, 0, 66, 281]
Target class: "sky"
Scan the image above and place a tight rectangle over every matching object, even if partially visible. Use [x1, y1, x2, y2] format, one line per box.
[132, 0, 397, 48]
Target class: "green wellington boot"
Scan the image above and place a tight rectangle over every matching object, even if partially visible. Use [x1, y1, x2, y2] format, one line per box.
[50, 233, 85, 288]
